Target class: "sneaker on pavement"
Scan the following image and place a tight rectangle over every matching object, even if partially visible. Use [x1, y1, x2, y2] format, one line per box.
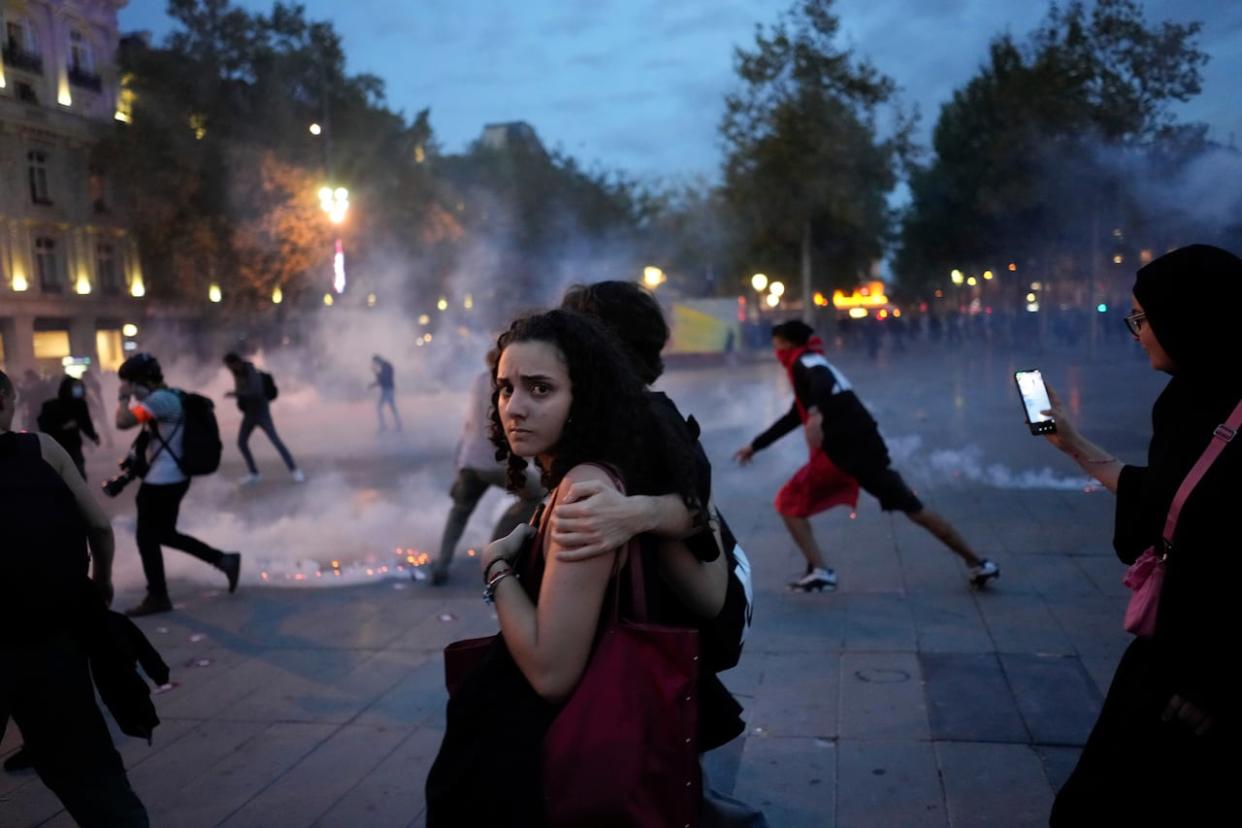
[969, 559, 1000, 589]
[239, 473, 261, 486]
[221, 552, 242, 594]
[124, 595, 174, 617]
[789, 567, 837, 592]
[291, 469, 306, 483]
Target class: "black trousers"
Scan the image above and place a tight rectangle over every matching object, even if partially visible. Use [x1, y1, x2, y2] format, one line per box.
[0, 634, 148, 826]
[136, 480, 223, 598]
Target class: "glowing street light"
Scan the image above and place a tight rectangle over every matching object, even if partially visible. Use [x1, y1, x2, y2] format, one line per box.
[271, 286, 283, 304]
[966, 276, 978, 286]
[208, 283, 222, 303]
[642, 266, 665, 289]
[950, 269, 965, 285]
[309, 122, 322, 135]
[464, 293, 474, 310]
[983, 270, 994, 280]
[751, 273, 769, 292]
[437, 297, 448, 311]
[769, 280, 785, 298]
[323, 292, 334, 306]
[765, 293, 780, 308]
[418, 314, 431, 325]
[318, 186, 349, 225]
[122, 323, 138, 337]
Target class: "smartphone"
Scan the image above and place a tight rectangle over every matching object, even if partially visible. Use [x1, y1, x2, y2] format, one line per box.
[1014, 369, 1057, 435]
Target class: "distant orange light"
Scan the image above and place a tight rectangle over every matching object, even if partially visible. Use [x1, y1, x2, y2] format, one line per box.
[892, 308, 902, 318]
[877, 309, 889, 320]
[833, 281, 888, 309]
[1008, 262, 1017, 272]
[812, 291, 829, 307]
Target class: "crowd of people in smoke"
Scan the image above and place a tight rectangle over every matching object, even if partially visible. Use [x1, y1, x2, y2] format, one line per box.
[1, 244, 1237, 826]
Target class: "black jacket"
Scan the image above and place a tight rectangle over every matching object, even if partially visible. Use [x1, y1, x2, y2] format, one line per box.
[1113, 376, 1240, 715]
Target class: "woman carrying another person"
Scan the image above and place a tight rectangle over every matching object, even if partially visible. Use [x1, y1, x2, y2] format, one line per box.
[425, 309, 730, 825]
[1044, 244, 1238, 824]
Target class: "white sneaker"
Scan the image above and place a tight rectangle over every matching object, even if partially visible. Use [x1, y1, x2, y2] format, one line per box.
[969, 559, 1000, 589]
[291, 469, 306, 483]
[239, 473, 261, 486]
[789, 567, 837, 592]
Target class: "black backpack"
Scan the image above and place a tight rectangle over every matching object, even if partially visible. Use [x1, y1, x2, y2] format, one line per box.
[260, 371, 278, 402]
[150, 391, 222, 476]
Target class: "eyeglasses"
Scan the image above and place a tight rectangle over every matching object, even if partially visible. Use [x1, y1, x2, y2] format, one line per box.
[1123, 311, 1147, 337]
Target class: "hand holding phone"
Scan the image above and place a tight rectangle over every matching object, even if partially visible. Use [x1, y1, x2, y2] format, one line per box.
[1014, 369, 1057, 435]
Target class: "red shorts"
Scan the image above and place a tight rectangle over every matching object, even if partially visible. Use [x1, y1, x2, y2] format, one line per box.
[775, 450, 861, 518]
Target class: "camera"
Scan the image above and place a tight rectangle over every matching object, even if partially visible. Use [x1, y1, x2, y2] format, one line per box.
[102, 433, 150, 498]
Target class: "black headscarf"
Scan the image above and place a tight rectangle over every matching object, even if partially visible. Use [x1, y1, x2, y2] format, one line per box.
[1133, 244, 1242, 391]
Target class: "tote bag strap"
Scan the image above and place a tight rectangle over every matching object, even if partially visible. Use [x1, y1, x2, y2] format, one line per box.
[1162, 399, 1242, 549]
[574, 463, 648, 623]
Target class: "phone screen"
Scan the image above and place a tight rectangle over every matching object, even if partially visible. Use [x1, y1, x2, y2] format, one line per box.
[1015, 370, 1053, 424]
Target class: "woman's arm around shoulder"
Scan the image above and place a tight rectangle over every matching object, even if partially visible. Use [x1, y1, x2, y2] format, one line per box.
[493, 463, 623, 703]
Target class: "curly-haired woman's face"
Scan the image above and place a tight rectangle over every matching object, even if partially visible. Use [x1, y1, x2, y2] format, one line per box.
[496, 341, 573, 462]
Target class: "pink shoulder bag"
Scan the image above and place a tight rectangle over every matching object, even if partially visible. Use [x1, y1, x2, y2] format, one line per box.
[1123, 400, 1242, 636]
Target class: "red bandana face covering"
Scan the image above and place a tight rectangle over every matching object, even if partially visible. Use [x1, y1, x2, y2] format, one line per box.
[775, 336, 827, 421]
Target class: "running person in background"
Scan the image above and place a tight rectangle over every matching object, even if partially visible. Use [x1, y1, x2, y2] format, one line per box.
[117, 354, 240, 617]
[429, 350, 542, 586]
[223, 353, 304, 484]
[38, 375, 100, 481]
[735, 320, 999, 591]
[370, 355, 402, 433]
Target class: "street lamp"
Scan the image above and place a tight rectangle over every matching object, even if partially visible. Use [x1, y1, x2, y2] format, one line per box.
[751, 273, 768, 292]
[765, 293, 780, 308]
[769, 280, 785, 298]
[642, 266, 665, 289]
[309, 122, 322, 135]
[950, 269, 965, 286]
[318, 187, 350, 294]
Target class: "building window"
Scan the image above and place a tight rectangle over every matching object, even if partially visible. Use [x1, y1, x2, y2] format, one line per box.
[28, 151, 50, 204]
[3, 18, 42, 74]
[32, 330, 71, 361]
[89, 170, 109, 213]
[68, 30, 101, 91]
[35, 237, 61, 293]
[97, 243, 119, 294]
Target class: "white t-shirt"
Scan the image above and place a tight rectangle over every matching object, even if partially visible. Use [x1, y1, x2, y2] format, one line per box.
[132, 388, 188, 485]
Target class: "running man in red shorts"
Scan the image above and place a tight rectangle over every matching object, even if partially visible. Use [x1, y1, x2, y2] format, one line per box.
[735, 320, 999, 591]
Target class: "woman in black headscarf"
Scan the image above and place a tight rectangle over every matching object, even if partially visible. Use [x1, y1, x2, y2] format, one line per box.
[1042, 244, 1241, 824]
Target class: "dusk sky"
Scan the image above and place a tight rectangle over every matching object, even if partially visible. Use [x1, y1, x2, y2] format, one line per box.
[119, 1, 1242, 183]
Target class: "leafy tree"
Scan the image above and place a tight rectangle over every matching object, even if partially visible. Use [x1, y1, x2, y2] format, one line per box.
[896, 0, 1209, 299]
[720, 0, 913, 306]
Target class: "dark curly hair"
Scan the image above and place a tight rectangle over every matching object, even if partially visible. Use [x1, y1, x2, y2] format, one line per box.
[561, 281, 669, 385]
[489, 309, 652, 494]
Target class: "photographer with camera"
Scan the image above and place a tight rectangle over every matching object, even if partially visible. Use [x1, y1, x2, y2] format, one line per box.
[1, 369, 149, 824]
[113, 354, 239, 617]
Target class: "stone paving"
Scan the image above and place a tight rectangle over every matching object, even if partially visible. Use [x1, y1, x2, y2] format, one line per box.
[1, 339, 1163, 827]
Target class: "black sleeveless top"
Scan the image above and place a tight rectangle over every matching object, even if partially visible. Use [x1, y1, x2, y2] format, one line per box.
[0, 431, 91, 644]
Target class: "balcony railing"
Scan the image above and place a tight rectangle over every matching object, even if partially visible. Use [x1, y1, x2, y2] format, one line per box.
[68, 65, 102, 92]
[2, 44, 43, 74]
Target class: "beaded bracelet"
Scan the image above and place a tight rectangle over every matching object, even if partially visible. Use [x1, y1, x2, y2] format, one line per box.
[483, 568, 516, 605]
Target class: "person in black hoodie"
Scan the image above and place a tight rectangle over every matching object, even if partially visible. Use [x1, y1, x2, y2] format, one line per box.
[0, 369, 149, 826]
[735, 320, 998, 591]
[1044, 245, 1240, 825]
[37, 375, 100, 480]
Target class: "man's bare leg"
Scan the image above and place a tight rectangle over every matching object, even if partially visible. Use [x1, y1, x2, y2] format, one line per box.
[780, 514, 827, 571]
[906, 508, 983, 567]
